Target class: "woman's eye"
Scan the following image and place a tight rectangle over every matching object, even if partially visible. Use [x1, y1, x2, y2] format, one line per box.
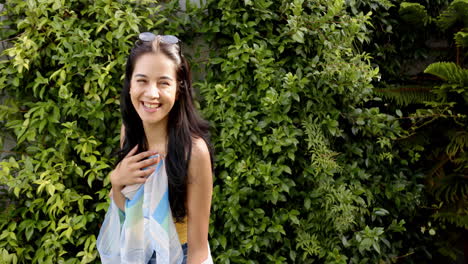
[160, 82, 170, 86]
[137, 79, 147, 83]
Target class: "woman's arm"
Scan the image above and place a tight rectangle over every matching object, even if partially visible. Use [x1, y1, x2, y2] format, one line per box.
[186, 138, 213, 264]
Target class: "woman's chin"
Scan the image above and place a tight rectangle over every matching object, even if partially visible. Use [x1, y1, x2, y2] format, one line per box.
[140, 116, 168, 127]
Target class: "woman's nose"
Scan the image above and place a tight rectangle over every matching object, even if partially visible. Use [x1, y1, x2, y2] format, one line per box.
[148, 83, 160, 98]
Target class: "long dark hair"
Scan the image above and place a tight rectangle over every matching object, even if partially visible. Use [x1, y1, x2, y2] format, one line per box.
[117, 36, 212, 222]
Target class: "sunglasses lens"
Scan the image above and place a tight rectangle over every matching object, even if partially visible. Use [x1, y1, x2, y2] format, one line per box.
[139, 32, 156, 42]
[137, 33, 180, 45]
[161, 35, 179, 44]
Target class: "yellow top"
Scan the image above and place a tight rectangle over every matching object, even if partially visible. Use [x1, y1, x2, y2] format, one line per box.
[175, 218, 188, 244]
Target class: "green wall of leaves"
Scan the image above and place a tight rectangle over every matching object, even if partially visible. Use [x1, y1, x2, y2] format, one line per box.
[0, 0, 454, 263]
[197, 1, 430, 263]
[0, 0, 166, 262]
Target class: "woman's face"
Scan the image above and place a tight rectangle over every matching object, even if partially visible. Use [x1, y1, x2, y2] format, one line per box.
[130, 52, 177, 128]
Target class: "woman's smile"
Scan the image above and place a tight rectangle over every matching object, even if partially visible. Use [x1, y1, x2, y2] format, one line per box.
[142, 101, 162, 112]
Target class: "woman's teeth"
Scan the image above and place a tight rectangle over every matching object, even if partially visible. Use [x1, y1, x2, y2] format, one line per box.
[143, 102, 161, 108]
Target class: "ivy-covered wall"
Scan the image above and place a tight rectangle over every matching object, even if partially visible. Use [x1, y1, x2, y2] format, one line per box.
[0, 0, 465, 263]
[0, 1, 166, 262]
[196, 1, 430, 263]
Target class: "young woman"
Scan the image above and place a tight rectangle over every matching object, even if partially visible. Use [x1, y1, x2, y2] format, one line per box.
[97, 33, 213, 264]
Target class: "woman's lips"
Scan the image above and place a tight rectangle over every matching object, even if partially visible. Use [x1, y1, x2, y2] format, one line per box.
[142, 102, 161, 112]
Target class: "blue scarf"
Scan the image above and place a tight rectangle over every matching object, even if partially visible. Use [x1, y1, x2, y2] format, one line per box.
[97, 158, 184, 263]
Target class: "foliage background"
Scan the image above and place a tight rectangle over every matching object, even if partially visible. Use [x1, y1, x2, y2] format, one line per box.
[347, 0, 468, 261]
[0, 0, 466, 263]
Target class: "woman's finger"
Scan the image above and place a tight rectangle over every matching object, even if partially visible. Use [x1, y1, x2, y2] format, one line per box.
[125, 145, 138, 158]
[135, 177, 147, 184]
[136, 167, 156, 178]
[130, 150, 158, 162]
[144, 167, 157, 177]
[155, 155, 162, 163]
[127, 176, 147, 185]
[136, 157, 160, 169]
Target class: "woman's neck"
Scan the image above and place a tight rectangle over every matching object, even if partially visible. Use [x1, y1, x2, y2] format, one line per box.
[143, 121, 168, 155]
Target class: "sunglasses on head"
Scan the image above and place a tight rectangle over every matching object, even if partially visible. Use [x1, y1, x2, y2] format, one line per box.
[138, 32, 180, 44]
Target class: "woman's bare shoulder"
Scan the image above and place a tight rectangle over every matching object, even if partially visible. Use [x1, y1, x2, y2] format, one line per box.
[191, 137, 210, 158]
[188, 137, 212, 183]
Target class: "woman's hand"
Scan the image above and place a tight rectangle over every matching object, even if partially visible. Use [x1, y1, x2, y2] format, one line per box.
[110, 145, 161, 190]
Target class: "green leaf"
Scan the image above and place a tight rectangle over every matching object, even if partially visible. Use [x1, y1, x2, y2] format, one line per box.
[46, 184, 56, 196]
[219, 235, 227, 249]
[424, 62, 468, 85]
[396, 109, 402, 117]
[25, 227, 34, 241]
[291, 30, 304, 43]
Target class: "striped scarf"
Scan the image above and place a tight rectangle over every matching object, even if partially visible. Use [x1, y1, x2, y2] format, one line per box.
[97, 158, 184, 264]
